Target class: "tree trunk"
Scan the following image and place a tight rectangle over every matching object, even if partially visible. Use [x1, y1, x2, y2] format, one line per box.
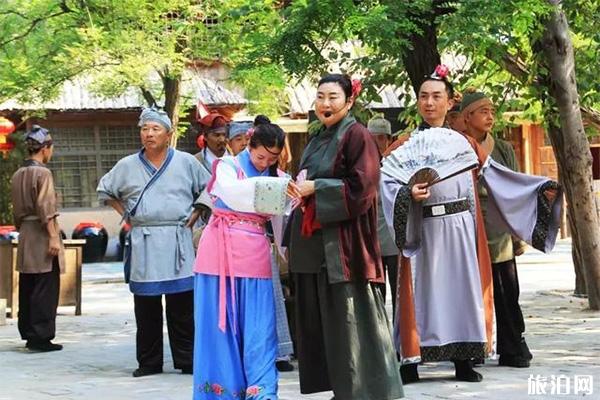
[163, 74, 182, 148]
[566, 176, 587, 297]
[539, 2, 600, 309]
[401, 13, 441, 95]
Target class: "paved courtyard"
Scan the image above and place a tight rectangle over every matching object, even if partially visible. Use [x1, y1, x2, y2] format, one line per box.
[1, 240, 599, 399]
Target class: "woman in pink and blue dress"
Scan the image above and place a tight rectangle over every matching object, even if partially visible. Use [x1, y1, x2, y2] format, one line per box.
[192, 121, 300, 400]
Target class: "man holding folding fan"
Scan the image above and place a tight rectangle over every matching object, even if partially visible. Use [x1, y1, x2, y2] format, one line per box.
[380, 65, 562, 385]
[462, 91, 533, 368]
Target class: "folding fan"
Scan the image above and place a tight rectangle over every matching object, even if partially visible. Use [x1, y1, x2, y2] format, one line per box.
[381, 127, 479, 187]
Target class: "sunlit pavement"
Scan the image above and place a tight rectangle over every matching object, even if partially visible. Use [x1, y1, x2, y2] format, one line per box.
[1, 239, 598, 399]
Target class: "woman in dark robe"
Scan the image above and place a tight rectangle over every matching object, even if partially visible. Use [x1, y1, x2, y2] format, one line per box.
[289, 74, 404, 400]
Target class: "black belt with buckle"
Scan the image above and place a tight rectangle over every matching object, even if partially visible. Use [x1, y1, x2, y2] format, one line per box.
[423, 199, 470, 218]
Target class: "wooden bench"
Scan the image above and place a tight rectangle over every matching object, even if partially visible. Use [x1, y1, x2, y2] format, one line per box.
[0, 239, 85, 318]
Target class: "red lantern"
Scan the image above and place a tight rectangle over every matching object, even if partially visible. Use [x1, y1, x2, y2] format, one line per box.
[0, 117, 16, 156]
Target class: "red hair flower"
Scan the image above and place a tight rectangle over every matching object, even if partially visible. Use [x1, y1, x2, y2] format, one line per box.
[351, 79, 362, 98]
[433, 64, 450, 79]
[246, 127, 255, 138]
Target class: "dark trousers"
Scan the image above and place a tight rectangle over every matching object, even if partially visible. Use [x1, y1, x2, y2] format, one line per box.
[492, 259, 532, 358]
[381, 255, 399, 320]
[133, 290, 194, 370]
[18, 259, 60, 343]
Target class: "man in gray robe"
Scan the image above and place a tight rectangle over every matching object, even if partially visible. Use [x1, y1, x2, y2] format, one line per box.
[97, 108, 209, 377]
[381, 69, 561, 384]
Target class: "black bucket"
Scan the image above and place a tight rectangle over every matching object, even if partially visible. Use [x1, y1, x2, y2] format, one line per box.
[72, 222, 109, 263]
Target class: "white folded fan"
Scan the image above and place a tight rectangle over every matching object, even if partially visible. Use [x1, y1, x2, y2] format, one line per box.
[381, 127, 479, 187]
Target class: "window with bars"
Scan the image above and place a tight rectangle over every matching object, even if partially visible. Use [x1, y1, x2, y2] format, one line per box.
[47, 124, 199, 208]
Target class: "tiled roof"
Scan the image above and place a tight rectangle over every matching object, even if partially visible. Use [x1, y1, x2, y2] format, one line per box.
[0, 71, 247, 111]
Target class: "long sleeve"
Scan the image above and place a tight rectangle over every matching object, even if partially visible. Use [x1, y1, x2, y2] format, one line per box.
[314, 124, 380, 224]
[499, 141, 529, 252]
[210, 160, 290, 215]
[481, 158, 562, 253]
[380, 174, 424, 257]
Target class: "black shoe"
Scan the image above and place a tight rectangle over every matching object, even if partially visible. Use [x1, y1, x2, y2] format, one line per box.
[519, 338, 533, 360]
[26, 340, 63, 352]
[180, 366, 193, 374]
[472, 357, 485, 366]
[132, 366, 163, 377]
[498, 355, 531, 368]
[276, 360, 295, 372]
[400, 363, 419, 384]
[454, 360, 483, 382]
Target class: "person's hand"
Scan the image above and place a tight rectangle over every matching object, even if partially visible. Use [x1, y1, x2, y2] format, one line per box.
[544, 188, 558, 204]
[286, 181, 302, 199]
[298, 180, 316, 197]
[411, 182, 430, 202]
[48, 236, 60, 257]
[514, 245, 527, 257]
[187, 205, 212, 228]
[199, 205, 212, 223]
[186, 209, 202, 228]
[513, 238, 528, 256]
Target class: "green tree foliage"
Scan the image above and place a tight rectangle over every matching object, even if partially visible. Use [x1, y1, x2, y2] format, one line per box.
[255, 0, 599, 133]
[0, 133, 26, 225]
[0, 0, 288, 222]
[0, 0, 287, 129]
[442, 0, 600, 134]
[252, 0, 600, 306]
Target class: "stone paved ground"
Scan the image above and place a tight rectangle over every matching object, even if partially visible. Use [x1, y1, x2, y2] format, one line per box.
[1, 240, 599, 400]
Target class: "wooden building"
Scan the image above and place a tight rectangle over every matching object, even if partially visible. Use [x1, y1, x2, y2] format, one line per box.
[0, 74, 246, 209]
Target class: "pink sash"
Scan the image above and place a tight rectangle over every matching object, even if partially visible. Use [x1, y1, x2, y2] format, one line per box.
[194, 156, 272, 332]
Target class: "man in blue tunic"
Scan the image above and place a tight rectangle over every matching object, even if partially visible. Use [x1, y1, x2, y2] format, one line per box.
[98, 108, 210, 377]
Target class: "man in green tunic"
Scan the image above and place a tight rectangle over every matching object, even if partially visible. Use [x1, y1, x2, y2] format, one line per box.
[462, 91, 533, 368]
[368, 116, 400, 317]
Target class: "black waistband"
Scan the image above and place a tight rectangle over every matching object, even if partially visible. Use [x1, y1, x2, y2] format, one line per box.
[423, 199, 469, 218]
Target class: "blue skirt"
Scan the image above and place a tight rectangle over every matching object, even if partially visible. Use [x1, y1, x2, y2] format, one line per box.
[193, 274, 278, 399]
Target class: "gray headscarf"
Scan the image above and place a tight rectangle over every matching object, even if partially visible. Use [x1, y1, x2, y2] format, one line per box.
[24, 125, 51, 144]
[228, 121, 253, 140]
[367, 117, 392, 136]
[138, 107, 172, 131]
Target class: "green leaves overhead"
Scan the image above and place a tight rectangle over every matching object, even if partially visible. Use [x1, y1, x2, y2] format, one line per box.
[257, 0, 598, 132]
[0, 0, 598, 129]
[0, 0, 284, 117]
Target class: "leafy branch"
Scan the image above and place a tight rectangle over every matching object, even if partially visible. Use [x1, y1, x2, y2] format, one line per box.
[0, 1, 73, 47]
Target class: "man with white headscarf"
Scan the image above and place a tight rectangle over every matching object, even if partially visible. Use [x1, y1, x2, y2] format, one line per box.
[97, 107, 210, 377]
